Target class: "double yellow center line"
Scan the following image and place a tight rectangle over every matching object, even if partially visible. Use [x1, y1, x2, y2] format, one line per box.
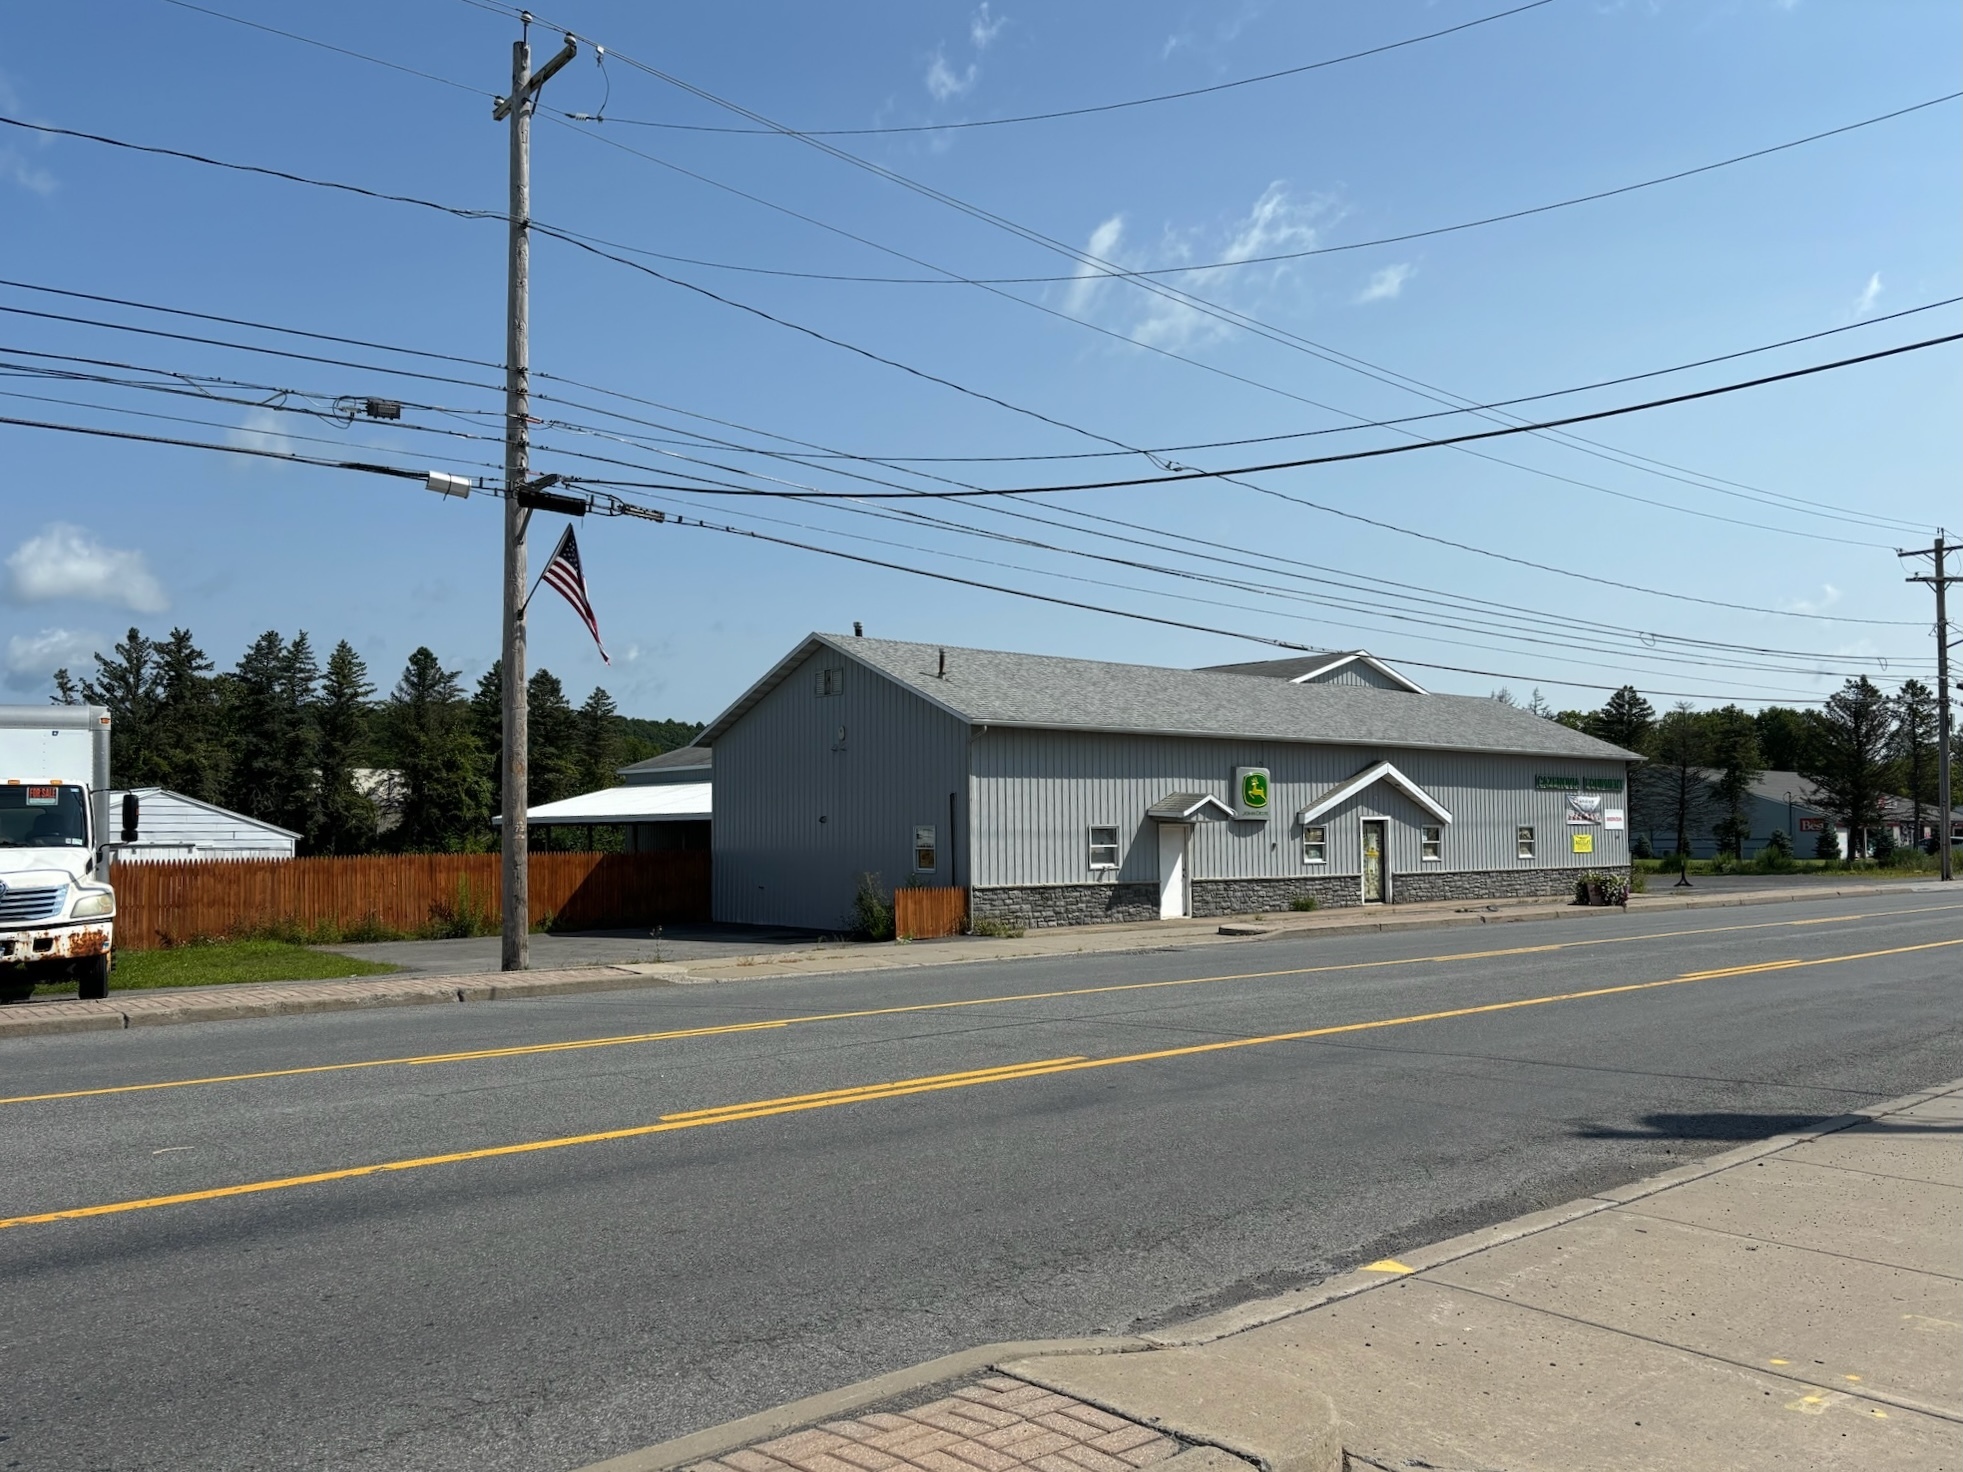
[7, 903, 1958, 1109]
[3, 935, 1955, 1232]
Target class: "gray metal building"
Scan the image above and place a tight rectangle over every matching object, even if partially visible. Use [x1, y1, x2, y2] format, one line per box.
[702, 635, 1639, 931]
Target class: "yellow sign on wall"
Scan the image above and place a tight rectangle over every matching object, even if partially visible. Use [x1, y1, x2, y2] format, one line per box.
[1572, 832, 1594, 854]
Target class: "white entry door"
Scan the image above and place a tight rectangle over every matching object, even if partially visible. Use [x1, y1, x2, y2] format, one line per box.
[1157, 822, 1191, 919]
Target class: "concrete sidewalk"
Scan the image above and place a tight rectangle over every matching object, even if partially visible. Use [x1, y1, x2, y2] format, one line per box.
[2, 878, 1946, 1039]
[593, 1076, 1963, 1472]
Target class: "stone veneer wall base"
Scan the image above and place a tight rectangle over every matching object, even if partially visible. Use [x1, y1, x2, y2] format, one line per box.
[972, 866, 1627, 929]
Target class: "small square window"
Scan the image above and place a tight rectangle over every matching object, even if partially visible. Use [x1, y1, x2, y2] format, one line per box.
[814, 666, 844, 697]
[1088, 826, 1120, 869]
[1517, 825, 1536, 860]
[1302, 825, 1327, 864]
[1421, 825, 1442, 861]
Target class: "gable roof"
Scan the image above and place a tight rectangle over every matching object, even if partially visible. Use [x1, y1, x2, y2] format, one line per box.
[618, 745, 713, 783]
[111, 787, 303, 840]
[701, 634, 1640, 762]
[1298, 761, 1453, 825]
[1198, 649, 1428, 694]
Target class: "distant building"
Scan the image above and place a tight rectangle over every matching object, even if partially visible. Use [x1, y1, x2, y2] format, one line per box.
[701, 634, 1637, 931]
[110, 788, 299, 862]
[498, 746, 712, 852]
[1646, 770, 1963, 859]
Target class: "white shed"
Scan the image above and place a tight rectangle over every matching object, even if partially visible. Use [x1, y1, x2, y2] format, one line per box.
[111, 788, 300, 862]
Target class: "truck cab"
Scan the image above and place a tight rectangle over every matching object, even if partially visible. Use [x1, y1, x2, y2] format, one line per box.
[1, 707, 117, 1002]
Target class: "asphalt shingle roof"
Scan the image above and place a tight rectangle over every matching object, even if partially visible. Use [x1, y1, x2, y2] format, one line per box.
[703, 635, 1640, 762]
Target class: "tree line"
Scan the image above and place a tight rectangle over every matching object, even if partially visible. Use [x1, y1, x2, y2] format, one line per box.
[1535, 678, 1947, 860]
[50, 627, 703, 855]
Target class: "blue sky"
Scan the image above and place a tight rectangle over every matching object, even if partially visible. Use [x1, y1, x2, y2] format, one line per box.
[2, 0, 1957, 723]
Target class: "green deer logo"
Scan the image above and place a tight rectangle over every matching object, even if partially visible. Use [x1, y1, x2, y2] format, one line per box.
[1242, 772, 1269, 809]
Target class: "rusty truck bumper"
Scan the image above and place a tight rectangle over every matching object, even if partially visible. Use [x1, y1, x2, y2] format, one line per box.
[0, 920, 114, 968]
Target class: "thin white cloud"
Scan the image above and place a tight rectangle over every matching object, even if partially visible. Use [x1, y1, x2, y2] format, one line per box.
[227, 406, 298, 462]
[924, 48, 977, 102]
[5, 524, 167, 613]
[970, 4, 1007, 50]
[1852, 272, 1882, 317]
[1785, 583, 1842, 616]
[1065, 215, 1126, 315]
[5, 627, 103, 692]
[1063, 183, 1332, 351]
[1356, 263, 1415, 303]
[0, 70, 57, 195]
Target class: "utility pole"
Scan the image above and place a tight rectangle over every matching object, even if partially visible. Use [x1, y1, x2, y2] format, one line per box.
[1900, 533, 1957, 882]
[493, 16, 576, 969]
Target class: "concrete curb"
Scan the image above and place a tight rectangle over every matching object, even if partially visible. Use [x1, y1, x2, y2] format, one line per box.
[576, 1338, 1148, 1472]
[580, 1073, 1963, 1472]
[0, 880, 1944, 1039]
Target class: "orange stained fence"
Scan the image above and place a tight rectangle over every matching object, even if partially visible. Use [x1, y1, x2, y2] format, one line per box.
[111, 850, 711, 950]
[895, 886, 968, 941]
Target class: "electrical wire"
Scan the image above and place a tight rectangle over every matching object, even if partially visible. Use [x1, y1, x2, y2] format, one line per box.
[8, 111, 1930, 543]
[564, 0, 1557, 136]
[562, 92, 1963, 282]
[573, 331, 1963, 499]
[156, 0, 495, 98]
[0, 280, 1928, 625]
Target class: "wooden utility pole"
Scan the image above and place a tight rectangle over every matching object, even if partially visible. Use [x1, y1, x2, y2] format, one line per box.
[1901, 533, 1956, 882]
[493, 16, 576, 968]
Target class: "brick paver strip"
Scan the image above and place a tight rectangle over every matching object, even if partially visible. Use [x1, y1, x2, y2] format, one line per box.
[688, 1378, 1182, 1472]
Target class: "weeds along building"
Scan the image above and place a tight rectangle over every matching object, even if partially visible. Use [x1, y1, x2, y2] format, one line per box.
[701, 634, 1640, 931]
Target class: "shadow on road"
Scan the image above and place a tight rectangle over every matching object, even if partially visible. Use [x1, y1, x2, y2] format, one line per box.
[1575, 1111, 1963, 1140]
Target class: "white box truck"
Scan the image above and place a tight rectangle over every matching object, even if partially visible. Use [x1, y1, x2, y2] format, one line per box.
[0, 706, 119, 1002]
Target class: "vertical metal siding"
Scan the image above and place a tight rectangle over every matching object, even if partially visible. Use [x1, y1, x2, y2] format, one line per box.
[971, 730, 1628, 888]
[713, 649, 970, 929]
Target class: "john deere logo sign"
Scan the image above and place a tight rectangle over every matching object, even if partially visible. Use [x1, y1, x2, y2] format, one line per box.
[1234, 766, 1272, 819]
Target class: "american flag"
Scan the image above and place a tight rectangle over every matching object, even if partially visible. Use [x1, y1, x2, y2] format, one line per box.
[539, 525, 609, 664]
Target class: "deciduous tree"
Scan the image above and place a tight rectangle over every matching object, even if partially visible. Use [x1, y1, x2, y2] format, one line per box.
[1634, 703, 1716, 866]
[1705, 704, 1763, 859]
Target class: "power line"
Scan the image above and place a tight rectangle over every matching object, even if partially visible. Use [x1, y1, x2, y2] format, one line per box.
[575, 331, 1963, 499]
[639, 508, 1850, 704]
[0, 278, 1928, 625]
[156, 0, 495, 98]
[565, 92, 1963, 283]
[9, 110, 1924, 544]
[536, 39, 1957, 537]
[0, 410, 435, 480]
[567, 0, 1557, 136]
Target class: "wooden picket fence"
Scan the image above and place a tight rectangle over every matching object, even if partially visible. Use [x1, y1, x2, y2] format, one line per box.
[895, 886, 968, 941]
[112, 851, 711, 950]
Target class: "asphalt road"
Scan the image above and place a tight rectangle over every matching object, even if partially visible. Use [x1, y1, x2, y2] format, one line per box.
[3, 891, 1960, 1471]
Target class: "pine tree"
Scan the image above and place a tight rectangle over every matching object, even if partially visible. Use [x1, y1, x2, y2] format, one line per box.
[224, 631, 319, 833]
[386, 647, 489, 852]
[50, 669, 81, 705]
[149, 628, 225, 803]
[1704, 704, 1763, 859]
[1754, 706, 1812, 772]
[313, 640, 378, 854]
[1890, 679, 1939, 851]
[1585, 686, 1656, 753]
[575, 685, 622, 794]
[1800, 677, 1894, 859]
[526, 668, 580, 808]
[79, 628, 161, 785]
[469, 660, 502, 800]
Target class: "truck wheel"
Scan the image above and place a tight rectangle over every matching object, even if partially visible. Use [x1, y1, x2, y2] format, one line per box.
[76, 953, 111, 1001]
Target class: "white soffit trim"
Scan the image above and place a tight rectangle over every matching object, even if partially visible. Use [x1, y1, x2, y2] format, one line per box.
[1298, 760, 1453, 825]
[1287, 650, 1429, 694]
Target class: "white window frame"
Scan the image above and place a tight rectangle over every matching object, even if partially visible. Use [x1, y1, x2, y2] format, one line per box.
[1302, 824, 1327, 864]
[1517, 825, 1536, 860]
[912, 824, 937, 875]
[1421, 825, 1442, 861]
[1088, 825, 1120, 870]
